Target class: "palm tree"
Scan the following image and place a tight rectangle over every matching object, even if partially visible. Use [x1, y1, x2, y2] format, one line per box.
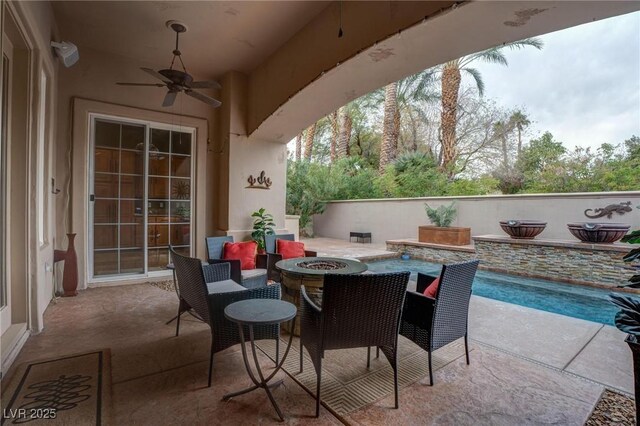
[304, 122, 317, 160]
[493, 120, 512, 169]
[337, 105, 352, 159]
[379, 82, 398, 172]
[509, 110, 531, 159]
[378, 70, 438, 172]
[330, 110, 338, 163]
[438, 38, 543, 172]
[295, 132, 303, 161]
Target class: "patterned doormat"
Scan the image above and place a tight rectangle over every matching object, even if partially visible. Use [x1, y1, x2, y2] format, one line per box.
[257, 337, 467, 419]
[1, 350, 112, 425]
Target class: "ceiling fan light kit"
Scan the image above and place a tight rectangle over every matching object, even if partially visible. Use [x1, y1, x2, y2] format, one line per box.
[116, 20, 221, 108]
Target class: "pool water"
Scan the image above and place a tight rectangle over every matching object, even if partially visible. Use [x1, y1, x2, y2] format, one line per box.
[366, 258, 618, 325]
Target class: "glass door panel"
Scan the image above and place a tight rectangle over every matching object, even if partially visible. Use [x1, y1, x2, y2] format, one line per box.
[92, 119, 145, 277]
[90, 118, 193, 279]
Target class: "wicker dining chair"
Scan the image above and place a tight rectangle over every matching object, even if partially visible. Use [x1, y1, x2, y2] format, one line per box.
[205, 236, 268, 288]
[299, 272, 410, 417]
[400, 260, 479, 386]
[264, 234, 317, 282]
[170, 247, 281, 387]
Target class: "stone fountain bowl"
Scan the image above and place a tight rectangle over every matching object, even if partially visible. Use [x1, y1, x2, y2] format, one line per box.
[499, 220, 547, 239]
[567, 222, 630, 243]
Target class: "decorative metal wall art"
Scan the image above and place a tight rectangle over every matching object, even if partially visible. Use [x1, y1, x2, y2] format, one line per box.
[246, 171, 272, 190]
[584, 201, 633, 219]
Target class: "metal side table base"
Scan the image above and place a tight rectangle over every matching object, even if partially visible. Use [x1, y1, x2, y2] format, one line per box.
[222, 300, 296, 422]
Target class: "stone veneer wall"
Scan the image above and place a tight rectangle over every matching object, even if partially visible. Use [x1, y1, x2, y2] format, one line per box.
[386, 236, 634, 289]
[473, 236, 632, 288]
[386, 240, 476, 264]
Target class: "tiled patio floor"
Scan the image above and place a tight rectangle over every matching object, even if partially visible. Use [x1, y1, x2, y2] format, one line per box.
[1, 239, 633, 425]
[2, 281, 622, 425]
[2, 237, 631, 424]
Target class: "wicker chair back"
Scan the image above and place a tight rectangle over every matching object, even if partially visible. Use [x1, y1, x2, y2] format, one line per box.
[321, 272, 410, 350]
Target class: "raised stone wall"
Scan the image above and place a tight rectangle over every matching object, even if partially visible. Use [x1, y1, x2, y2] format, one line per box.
[386, 240, 476, 264]
[386, 236, 634, 289]
[474, 236, 631, 288]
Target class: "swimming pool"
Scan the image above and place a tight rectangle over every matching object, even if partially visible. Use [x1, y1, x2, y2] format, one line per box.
[366, 258, 618, 325]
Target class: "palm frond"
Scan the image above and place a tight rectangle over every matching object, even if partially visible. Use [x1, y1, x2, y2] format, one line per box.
[460, 37, 543, 68]
[463, 68, 485, 96]
[622, 230, 640, 244]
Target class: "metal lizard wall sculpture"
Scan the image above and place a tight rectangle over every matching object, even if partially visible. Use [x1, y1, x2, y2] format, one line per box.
[584, 201, 633, 219]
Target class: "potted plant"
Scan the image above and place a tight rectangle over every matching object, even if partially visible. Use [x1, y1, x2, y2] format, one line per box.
[418, 202, 471, 246]
[610, 228, 640, 420]
[251, 207, 275, 253]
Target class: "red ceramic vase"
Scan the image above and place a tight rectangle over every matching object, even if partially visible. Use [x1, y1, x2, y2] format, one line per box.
[62, 233, 79, 297]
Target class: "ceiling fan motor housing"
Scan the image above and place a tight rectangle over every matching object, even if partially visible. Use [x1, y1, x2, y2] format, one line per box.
[159, 69, 193, 87]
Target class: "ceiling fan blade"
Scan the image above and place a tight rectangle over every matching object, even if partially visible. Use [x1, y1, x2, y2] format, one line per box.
[141, 67, 172, 83]
[162, 91, 178, 107]
[116, 82, 166, 87]
[185, 90, 222, 107]
[189, 80, 222, 90]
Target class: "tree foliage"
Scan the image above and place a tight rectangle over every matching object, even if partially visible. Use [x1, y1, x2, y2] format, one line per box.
[285, 37, 637, 229]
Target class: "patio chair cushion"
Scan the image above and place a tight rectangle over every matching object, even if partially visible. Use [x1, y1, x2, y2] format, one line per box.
[223, 241, 257, 270]
[240, 268, 267, 280]
[206, 279, 247, 294]
[423, 276, 440, 298]
[277, 239, 306, 259]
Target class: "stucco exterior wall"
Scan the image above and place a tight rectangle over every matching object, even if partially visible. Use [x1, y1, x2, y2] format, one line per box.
[313, 192, 640, 244]
[2, 0, 59, 373]
[55, 46, 218, 240]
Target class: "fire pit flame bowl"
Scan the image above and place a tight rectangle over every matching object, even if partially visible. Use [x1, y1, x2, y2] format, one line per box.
[296, 260, 349, 270]
[499, 220, 547, 239]
[567, 222, 630, 244]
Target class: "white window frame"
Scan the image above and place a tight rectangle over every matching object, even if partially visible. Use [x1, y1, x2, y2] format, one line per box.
[88, 113, 195, 283]
[36, 69, 47, 247]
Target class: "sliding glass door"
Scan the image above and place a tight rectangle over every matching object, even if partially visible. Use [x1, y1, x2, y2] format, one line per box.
[90, 116, 194, 280]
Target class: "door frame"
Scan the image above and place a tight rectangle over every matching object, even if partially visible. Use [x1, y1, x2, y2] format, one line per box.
[71, 98, 209, 289]
[87, 113, 196, 282]
[0, 33, 13, 337]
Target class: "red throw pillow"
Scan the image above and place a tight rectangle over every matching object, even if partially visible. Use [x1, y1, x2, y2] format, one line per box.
[277, 239, 306, 260]
[223, 241, 257, 270]
[423, 277, 441, 298]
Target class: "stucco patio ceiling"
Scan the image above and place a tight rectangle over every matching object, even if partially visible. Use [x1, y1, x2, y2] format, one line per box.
[50, 1, 331, 79]
[51, 1, 639, 143]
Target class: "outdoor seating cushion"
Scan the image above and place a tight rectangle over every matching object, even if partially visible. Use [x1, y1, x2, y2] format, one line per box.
[277, 239, 306, 259]
[206, 279, 247, 294]
[223, 241, 257, 270]
[240, 268, 267, 280]
[423, 276, 441, 298]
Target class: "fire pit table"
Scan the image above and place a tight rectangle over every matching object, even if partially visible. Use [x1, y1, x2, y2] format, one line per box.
[275, 257, 368, 335]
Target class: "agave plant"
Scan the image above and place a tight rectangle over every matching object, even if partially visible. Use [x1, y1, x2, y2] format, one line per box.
[611, 294, 640, 336]
[621, 229, 640, 288]
[611, 227, 640, 336]
[424, 202, 457, 228]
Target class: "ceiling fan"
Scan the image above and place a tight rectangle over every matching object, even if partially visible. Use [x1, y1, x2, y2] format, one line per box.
[116, 20, 222, 108]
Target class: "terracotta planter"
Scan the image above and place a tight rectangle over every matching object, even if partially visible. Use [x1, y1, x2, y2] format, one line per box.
[418, 226, 471, 246]
[626, 334, 640, 421]
[499, 220, 547, 239]
[567, 222, 630, 244]
[53, 233, 78, 297]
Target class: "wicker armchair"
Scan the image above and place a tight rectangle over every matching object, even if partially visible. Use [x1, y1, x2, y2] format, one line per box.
[264, 234, 317, 282]
[400, 260, 479, 386]
[299, 272, 410, 417]
[205, 236, 268, 289]
[170, 247, 281, 387]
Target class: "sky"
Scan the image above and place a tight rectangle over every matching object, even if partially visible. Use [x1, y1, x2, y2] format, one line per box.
[474, 11, 640, 150]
